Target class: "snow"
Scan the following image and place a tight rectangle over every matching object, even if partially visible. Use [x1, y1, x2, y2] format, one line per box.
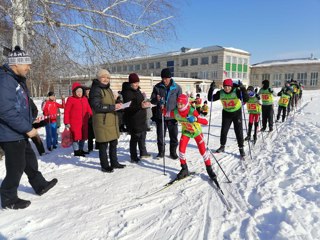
[1, 90, 320, 240]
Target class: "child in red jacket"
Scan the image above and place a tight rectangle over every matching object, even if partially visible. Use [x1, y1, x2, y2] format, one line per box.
[164, 94, 217, 181]
[64, 82, 92, 157]
[43, 92, 65, 151]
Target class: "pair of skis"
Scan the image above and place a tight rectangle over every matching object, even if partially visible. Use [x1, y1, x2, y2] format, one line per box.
[137, 172, 232, 212]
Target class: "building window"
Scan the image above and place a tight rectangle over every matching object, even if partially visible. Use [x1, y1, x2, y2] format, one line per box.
[285, 73, 294, 81]
[211, 71, 218, 79]
[201, 57, 209, 65]
[142, 63, 147, 70]
[190, 72, 198, 78]
[181, 72, 188, 78]
[112, 66, 116, 72]
[129, 65, 134, 71]
[262, 74, 270, 81]
[135, 64, 140, 71]
[310, 72, 318, 86]
[297, 72, 307, 86]
[116, 66, 122, 72]
[181, 59, 188, 67]
[166, 61, 174, 76]
[123, 65, 127, 71]
[199, 71, 209, 79]
[226, 55, 231, 63]
[191, 58, 198, 66]
[149, 62, 154, 69]
[156, 62, 161, 69]
[211, 55, 218, 64]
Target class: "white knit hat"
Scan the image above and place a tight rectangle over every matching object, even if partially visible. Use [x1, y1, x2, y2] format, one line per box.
[8, 46, 32, 65]
[96, 69, 111, 78]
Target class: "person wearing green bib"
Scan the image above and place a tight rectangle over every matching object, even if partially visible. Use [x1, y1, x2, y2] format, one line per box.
[207, 79, 248, 157]
[276, 83, 293, 122]
[258, 80, 275, 131]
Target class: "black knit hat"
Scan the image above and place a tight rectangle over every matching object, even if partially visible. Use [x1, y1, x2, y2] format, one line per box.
[161, 68, 172, 78]
[8, 46, 32, 65]
[48, 91, 55, 97]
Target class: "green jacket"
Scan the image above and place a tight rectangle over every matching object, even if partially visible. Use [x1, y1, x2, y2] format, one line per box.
[89, 79, 119, 143]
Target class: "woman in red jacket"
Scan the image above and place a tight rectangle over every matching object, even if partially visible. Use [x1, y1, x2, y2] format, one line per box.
[64, 82, 92, 157]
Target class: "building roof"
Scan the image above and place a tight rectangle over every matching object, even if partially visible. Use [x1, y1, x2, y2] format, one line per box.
[118, 45, 250, 62]
[252, 57, 320, 67]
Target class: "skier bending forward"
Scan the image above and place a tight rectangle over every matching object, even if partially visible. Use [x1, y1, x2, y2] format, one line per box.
[164, 94, 217, 181]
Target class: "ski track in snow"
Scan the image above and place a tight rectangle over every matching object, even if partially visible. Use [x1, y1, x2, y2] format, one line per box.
[0, 91, 320, 240]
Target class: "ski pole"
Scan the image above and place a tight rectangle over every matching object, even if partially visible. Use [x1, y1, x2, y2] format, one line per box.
[161, 103, 166, 175]
[240, 89, 253, 160]
[273, 105, 279, 133]
[206, 85, 216, 147]
[259, 116, 265, 143]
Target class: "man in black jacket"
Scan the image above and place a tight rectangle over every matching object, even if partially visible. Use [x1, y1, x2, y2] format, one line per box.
[150, 68, 182, 159]
[0, 46, 57, 209]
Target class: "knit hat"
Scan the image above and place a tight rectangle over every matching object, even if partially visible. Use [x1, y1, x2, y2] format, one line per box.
[97, 69, 111, 79]
[48, 91, 55, 97]
[262, 79, 269, 88]
[223, 79, 233, 87]
[161, 68, 172, 78]
[177, 94, 189, 105]
[128, 73, 140, 83]
[8, 46, 32, 65]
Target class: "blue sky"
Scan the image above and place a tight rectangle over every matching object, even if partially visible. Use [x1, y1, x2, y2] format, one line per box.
[149, 0, 320, 64]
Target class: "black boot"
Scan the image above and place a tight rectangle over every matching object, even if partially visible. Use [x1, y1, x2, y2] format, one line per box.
[2, 198, 31, 210]
[111, 162, 126, 169]
[239, 147, 245, 157]
[177, 164, 189, 180]
[170, 146, 178, 159]
[101, 166, 114, 172]
[74, 150, 85, 157]
[81, 149, 89, 155]
[35, 178, 58, 196]
[215, 145, 225, 153]
[245, 124, 252, 141]
[206, 165, 217, 181]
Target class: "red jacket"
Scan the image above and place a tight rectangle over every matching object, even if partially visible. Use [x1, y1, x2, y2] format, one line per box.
[43, 100, 65, 123]
[64, 83, 92, 141]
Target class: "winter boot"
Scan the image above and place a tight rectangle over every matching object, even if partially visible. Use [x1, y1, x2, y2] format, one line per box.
[177, 164, 190, 180]
[206, 165, 217, 181]
[74, 150, 85, 157]
[2, 198, 31, 210]
[269, 127, 273, 132]
[215, 145, 225, 153]
[35, 178, 58, 196]
[239, 147, 245, 157]
[156, 152, 164, 159]
[81, 149, 89, 155]
[111, 162, 126, 169]
[245, 124, 252, 141]
[170, 146, 179, 160]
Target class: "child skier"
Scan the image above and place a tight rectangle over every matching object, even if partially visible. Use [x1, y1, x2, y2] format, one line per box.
[207, 79, 248, 157]
[258, 80, 275, 132]
[244, 86, 261, 144]
[276, 83, 293, 122]
[200, 100, 209, 116]
[164, 94, 217, 181]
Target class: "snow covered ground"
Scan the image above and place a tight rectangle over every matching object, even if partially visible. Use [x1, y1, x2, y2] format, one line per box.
[0, 90, 319, 240]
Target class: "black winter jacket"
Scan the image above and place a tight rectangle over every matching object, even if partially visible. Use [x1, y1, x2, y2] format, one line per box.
[122, 82, 147, 134]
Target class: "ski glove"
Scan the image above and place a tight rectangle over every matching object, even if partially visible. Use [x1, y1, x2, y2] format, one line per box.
[187, 116, 197, 123]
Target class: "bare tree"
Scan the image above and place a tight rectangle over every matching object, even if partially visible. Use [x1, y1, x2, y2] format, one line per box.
[1, 0, 177, 64]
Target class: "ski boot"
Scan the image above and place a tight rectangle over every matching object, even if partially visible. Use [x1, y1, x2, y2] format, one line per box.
[215, 145, 225, 153]
[177, 164, 189, 180]
[206, 165, 217, 181]
[239, 147, 246, 157]
[244, 135, 251, 141]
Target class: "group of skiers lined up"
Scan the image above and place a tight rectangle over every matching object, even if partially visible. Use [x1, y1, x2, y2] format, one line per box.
[0, 45, 304, 210]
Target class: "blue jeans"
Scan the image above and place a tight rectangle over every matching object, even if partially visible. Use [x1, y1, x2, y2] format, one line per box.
[72, 140, 84, 151]
[45, 122, 57, 150]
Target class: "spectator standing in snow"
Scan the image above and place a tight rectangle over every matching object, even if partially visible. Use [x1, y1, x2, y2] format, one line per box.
[0, 46, 57, 209]
[122, 73, 151, 162]
[64, 82, 92, 157]
[42, 92, 65, 151]
[89, 69, 126, 172]
[207, 79, 248, 157]
[150, 68, 182, 159]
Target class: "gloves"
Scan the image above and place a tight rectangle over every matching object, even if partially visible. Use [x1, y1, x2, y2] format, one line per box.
[65, 124, 71, 129]
[210, 81, 216, 89]
[187, 116, 197, 123]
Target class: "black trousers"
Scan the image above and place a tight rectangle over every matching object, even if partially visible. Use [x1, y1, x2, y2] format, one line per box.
[129, 131, 147, 160]
[155, 119, 178, 154]
[220, 109, 244, 148]
[277, 106, 287, 122]
[87, 119, 95, 151]
[98, 140, 118, 168]
[262, 105, 274, 129]
[0, 139, 47, 205]
[31, 135, 45, 155]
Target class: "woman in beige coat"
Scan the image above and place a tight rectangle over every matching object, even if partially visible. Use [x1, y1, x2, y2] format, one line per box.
[89, 69, 126, 172]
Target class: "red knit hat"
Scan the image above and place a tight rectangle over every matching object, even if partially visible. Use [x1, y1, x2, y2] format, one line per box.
[128, 73, 140, 83]
[223, 78, 233, 87]
[177, 94, 189, 105]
